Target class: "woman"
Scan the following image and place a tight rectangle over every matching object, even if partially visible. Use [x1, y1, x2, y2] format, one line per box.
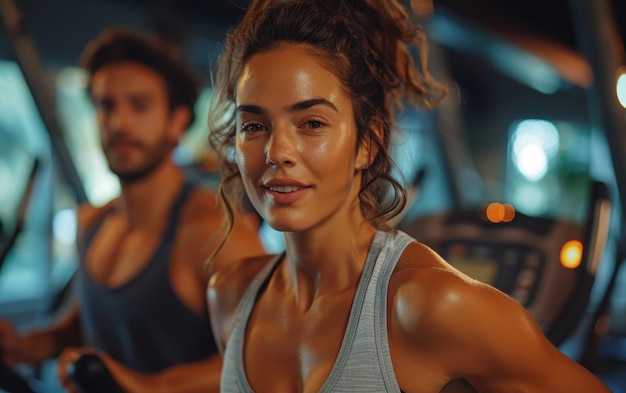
[206, 0, 612, 391]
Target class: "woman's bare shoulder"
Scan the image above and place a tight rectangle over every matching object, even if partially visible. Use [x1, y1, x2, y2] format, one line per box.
[388, 241, 520, 343]
[391, 240, 499, 295]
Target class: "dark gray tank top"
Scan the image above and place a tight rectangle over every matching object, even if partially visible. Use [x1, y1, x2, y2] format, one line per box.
[75, 182, 217, 373]
[221, 230, 415, 392]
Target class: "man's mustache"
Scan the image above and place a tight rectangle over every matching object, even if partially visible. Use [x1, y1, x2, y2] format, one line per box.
[105, 136, 144, 150]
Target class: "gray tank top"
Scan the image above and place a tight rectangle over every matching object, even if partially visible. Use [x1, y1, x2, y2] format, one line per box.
[221, 230, 415, 392]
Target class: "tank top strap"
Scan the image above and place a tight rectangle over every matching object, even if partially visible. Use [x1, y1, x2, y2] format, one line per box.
[233, 252, 285, 328]
[79, 181, 196, 259]
[160, 181, 196, 246]
[222, 252, 285, 393]
[373, 230, 415, 389]
[78, 206, 113, 260]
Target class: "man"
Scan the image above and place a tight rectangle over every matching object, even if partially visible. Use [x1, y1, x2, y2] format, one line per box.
[0, 28, 266, 392]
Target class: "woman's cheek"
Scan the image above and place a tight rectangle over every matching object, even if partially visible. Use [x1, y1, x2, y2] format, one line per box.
[307, 132, 353, 172]
[237, 145, 258, 173]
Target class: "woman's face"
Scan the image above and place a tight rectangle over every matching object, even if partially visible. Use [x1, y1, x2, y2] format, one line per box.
[235, 45, 369, 233]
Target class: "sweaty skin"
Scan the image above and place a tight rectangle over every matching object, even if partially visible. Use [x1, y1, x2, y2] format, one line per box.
[208, 45, 611, 393]
[235, 48, 367, 234]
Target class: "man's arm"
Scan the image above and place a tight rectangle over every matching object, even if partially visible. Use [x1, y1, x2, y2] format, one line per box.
[0, 304, 82, 365]
[142, 353, 221, 393]
[57, 349, 221, 393]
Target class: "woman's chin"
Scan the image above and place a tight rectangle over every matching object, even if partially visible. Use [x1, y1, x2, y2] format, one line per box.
[263, 219, 305, 234]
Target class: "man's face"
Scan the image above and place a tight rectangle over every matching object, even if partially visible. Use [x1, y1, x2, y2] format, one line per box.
[90, 61, 182, 182]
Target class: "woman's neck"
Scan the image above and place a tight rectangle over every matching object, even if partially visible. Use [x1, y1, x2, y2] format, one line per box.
[279, 222, 378, 309]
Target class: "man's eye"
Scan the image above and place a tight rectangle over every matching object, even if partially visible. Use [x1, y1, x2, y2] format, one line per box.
[97, 101, 114, 112]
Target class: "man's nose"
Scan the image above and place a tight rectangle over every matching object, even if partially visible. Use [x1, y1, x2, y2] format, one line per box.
[106, 106, 132, 132]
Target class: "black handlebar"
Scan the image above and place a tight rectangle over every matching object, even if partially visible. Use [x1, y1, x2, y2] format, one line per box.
[0, 353, 125, 393]
[0, 360, 36, 393]
[67, 353, 125, 393]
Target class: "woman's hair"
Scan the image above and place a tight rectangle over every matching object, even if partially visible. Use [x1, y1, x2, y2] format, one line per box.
[81, 27, 200, 129]
[207, 0, 446, 254]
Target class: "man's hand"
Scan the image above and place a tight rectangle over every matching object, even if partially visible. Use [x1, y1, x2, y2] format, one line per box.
[58, 347, 154, 393]
[57, 346, 95, 393]
[0, 320, 22, 365]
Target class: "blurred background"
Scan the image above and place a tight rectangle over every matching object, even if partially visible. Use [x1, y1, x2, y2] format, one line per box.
[1, 0, 626, 391]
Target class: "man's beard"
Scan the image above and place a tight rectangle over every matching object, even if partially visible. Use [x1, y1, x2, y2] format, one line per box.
[107, 140, 173, 184]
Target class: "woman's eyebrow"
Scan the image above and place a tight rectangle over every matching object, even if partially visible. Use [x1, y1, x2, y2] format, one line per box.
[236, 104, 265, 115]
[288, 98, 337, 112]
[236, 98, 338, 116]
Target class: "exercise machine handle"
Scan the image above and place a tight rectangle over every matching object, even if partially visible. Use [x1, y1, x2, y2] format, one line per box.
[0, 360, 36, 393]
[67, 353, 124, 393]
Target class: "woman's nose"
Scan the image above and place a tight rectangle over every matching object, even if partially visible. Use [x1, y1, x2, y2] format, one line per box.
[265, 127, 297, 167]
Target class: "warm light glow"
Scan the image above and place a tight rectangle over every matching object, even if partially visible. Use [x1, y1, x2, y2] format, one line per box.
[486, 203, 505, 223]
[502, 203, 516, 222]
[560, 240, 583, 269]
[484, 202, 516, 223]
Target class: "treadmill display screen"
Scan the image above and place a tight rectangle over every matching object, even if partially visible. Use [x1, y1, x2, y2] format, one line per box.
[439, 240, 544, 306]
[444, 243, 499, 283]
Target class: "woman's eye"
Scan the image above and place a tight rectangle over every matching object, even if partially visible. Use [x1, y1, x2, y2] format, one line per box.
[303, 120, 325, 129]
[242, 123, 266, 132]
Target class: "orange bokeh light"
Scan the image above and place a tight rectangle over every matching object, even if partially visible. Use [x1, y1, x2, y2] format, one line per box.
[481, 203, 516, 223]
[560, 240, 583, 269]
[502, 203, 516, 222]
[486, 203, 505, 223]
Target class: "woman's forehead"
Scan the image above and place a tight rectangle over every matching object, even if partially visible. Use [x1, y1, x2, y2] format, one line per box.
[236, 46, 345, 102]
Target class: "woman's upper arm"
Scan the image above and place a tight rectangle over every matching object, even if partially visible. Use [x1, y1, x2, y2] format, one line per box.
[460, 287, 610, 392]
[388, 243, 611, 392]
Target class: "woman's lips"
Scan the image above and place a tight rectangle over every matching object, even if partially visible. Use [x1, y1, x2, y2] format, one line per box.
[267, 185, 304, 193]
[263, 181, 311, 204]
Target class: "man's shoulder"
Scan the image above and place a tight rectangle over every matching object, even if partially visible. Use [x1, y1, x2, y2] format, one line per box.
[76, 200, 116, 231]
[183, 185, 222, 216]
[171, 185, 219, 227]
[208, 253, 277, 352]
[209, 253, 277, 301]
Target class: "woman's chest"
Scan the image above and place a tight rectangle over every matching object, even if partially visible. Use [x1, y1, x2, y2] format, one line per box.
[241, 289, 355, 393]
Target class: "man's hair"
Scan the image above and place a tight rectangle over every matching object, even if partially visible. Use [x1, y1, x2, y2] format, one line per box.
[80, 27, 200, 129]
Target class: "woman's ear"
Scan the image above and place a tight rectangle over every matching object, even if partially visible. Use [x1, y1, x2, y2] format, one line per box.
[355, 119, 383, 170]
